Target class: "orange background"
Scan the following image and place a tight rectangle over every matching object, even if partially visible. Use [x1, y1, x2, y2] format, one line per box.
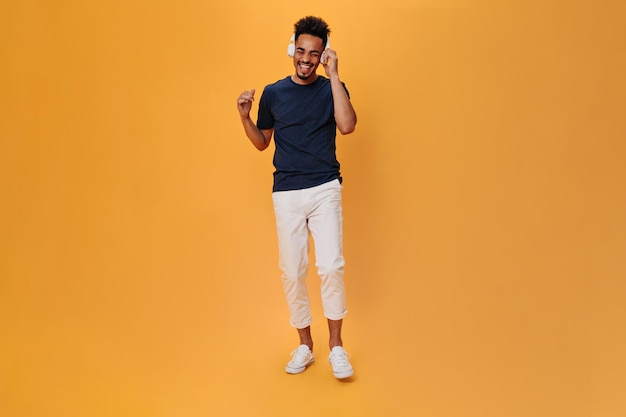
[1, 1, 625, 416]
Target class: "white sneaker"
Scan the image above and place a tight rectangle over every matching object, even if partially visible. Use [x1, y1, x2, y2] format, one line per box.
[328, 346, 354, 379]
[285, 344, 315, 374]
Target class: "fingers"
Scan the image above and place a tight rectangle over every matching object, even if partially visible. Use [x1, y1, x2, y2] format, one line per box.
[238, 89, 256, 104]
[321, 50, 331, 66]
[321, 50, 339, 78]
[237, 89, 256, 118]
[237, 89, 257, 117]
[321, 49, 337, 69]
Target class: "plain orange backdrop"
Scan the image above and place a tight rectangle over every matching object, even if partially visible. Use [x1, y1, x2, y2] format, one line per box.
[1, 1, 625, 416]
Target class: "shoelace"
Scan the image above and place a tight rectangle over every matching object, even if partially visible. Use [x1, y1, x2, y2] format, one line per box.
[291, 347, 310, 363]
[329, 350, 350, 368]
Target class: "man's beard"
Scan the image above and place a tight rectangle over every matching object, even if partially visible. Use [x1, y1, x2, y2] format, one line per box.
[296, 62, 316, 80]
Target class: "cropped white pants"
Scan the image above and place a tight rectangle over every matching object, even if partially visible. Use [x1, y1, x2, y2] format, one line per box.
[272, 179, 347, 329]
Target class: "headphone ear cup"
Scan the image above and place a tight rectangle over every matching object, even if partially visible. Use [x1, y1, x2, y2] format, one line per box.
[326, 37, 331, 50]
[287, 34, 295, 57]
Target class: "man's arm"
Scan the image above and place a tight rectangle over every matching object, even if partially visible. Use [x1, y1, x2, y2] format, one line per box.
[322, 50, 357, 135]
[237, 89, 274, 151]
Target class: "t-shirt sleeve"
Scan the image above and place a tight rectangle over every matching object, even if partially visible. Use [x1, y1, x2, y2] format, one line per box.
[256, 88, 274, 130]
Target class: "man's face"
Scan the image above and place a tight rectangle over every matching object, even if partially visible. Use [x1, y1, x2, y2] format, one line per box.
[292, 34, 324, 84]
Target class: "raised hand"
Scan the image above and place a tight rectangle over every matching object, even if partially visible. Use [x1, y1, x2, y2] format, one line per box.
[321, 49, 338, 78]
[237, 89, 256, 119]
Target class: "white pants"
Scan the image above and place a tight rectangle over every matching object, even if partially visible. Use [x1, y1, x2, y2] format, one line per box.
[272, 179, 347, 329]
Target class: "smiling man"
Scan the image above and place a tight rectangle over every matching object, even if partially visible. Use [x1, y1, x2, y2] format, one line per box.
[236, 16, 357, 379]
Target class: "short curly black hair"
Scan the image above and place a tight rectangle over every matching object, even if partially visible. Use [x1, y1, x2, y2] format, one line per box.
[294, 16, 331, 48]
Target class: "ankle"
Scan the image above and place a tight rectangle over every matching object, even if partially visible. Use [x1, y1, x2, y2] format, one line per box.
[299, 340, 313, 351]
[296, 326, 313, 351]
[329, 340, 343, 350]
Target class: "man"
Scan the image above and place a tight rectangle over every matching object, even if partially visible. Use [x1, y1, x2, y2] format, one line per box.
[236, 16, 357, 379]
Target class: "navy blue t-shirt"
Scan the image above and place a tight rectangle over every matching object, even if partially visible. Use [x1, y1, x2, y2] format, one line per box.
[257, 75, 349, 192]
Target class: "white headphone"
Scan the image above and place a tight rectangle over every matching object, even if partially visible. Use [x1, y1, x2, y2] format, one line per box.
[287, 33, 331, 57]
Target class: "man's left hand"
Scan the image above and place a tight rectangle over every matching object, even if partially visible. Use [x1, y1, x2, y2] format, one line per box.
[321, 49, 339, 77]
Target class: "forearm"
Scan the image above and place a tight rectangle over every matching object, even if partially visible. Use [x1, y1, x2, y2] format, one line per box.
[241, 116, 270, 151]
[329, 74, 357, 135]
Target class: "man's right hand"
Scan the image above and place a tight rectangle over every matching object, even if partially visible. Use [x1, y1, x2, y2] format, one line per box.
[237, 89, 256, 119]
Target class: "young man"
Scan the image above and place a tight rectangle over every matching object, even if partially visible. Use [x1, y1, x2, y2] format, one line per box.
[236, 16, 357, 379]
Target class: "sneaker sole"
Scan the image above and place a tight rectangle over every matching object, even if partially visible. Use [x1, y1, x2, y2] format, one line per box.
[285, 358, 315, 374]
[333, 368, 354, 379]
